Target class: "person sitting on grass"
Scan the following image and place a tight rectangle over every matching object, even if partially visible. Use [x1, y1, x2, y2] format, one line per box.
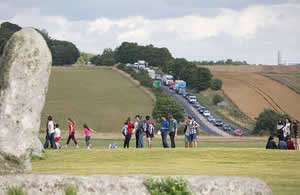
[278, 135, 287, 150]
[266, 136, 277, 149]
[83, 123, 96, 149]
[54, 124, 61, 150]
[286, 136, 295, 150]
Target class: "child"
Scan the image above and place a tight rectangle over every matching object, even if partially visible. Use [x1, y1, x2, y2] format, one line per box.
[83, 124, 96, 149]
[54, 124, 61, 150]
[145, 116, 155, 149]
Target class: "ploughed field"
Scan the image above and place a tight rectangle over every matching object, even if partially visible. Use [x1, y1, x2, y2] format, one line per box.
[201, 65, 300, 120]
[33, 137, 300, 195]
[41, 66, 154, 133]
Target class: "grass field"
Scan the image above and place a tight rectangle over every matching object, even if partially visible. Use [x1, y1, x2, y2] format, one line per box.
[263, 72, 300, 94]
[33, 137, 300, 195]
[201, 65, 300, 120]
[41, 66, 154, 133]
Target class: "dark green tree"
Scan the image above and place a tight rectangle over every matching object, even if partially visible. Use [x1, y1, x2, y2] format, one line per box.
[211, 78, 223, 90]
[152, 94, 185, 124]
[212, 94, 224, 105]
[254, 109, 290, 135]
[0, 22, 22, 55]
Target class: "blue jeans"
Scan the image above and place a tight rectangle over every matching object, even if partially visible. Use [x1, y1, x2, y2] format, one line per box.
[138, 132, 145, 148]
[43, 133, 50, 149]
[161, 132, 169, 148]
[50, 132, 56, 148]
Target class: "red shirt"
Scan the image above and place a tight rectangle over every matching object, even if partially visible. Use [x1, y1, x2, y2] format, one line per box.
[287, 140, 295, 150]
[69, 122, 75, 133]
[127, 123, 134, 134]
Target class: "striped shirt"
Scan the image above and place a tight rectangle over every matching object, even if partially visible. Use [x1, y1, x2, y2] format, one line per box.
[189, 121, 199, 135]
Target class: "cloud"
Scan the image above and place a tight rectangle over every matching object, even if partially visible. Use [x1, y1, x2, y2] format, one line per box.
[1, 3, 300, 64]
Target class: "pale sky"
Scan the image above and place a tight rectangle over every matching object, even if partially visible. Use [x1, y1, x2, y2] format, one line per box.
[1, 0, 300, 65]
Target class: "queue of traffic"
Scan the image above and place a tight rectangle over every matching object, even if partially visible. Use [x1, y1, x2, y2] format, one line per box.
[161, 74, 243, 136]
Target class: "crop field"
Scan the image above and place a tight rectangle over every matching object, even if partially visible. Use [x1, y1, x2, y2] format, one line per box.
[41, 66, 154, 133]
[201, 66, 300, 120]
[263, 72, 300, 94]
[33, 139, 300, 195]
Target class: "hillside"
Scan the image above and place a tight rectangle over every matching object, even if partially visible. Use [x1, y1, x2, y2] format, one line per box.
[201, 65, 300, 120]
[41, 66, 154, 133]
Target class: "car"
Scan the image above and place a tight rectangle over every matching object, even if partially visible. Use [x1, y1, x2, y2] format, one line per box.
[193, 102, 201, 108]
[188, 96, 197, 104]
[199, 107, 206, 113]
[207, 116, 215, 123]
[215, 120, 223, 127]
[223, 124, 231, 131]
[203, 110, 211, 117]
[234, 129, 243, 136]
[185, 93, 192, 99]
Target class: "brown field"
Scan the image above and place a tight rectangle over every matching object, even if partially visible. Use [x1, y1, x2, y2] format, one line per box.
[201, 66, 300, 120]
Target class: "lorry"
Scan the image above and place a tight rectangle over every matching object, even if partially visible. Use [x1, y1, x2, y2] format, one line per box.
[174, 80, 186, 94]
[162, 75, 174, 86]
[169, 81, 175, 89]
[188, 96, 197, 104]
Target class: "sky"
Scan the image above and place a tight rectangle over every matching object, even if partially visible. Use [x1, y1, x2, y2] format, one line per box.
[0, 0, 299, 65]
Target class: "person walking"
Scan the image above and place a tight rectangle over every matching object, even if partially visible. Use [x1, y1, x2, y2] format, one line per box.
[137, 116, 146, 148]
[54, 124, 61, 150]
[48, 115, 56, 149]
[83, 123, 96, 149]
[134, 116, 140, 148]
[43, 114, 50, 149]
[160, 116, 169, 148]
[66, 118, 79, 148]
[266, 136, 277, 149]
[292, 119, 300, 150]
[123, 118, 134, 148]
[169, 115, 177, 148]
[145, 116, 155, 149]
[184, 116, 192, 148]
[191, 117, 200, 148]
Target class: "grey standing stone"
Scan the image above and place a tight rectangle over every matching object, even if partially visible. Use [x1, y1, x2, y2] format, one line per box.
[0, 28, 52, 175]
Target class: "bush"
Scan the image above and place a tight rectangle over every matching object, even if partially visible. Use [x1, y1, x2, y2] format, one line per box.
[8, 186, 25, 195]
[64, 185, 78, 195]
[152, 94, 185, 124]
[211, 78, 222, 90]
[212, 94, 224, 105]
[144, 177, 192, 195]
[254, 109, 290, 135]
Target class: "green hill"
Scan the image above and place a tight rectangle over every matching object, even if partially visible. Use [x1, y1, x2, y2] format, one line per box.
[41, 66, 154, 133]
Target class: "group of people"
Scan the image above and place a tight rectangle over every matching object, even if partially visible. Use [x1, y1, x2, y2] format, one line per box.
[43, 115, 95, 150]
[122, 115, 201, 148]
[266, 119, 299, 150]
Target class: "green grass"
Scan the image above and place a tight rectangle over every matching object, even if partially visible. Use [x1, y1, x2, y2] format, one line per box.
[41, 66, 153, 133]
[7, 186, 25, 195]
[32, 146, 300, 195]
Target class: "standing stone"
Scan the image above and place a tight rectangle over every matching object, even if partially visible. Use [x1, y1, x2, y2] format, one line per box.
[0, 28, 52, 175]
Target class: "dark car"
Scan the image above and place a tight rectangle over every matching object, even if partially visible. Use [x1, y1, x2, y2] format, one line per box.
[215, 120, 223, 127]
[199, 107, 206, 114]
[185, 93, 192, 99]
[193, 102, 201, 109]
[223, 124, 231, 131]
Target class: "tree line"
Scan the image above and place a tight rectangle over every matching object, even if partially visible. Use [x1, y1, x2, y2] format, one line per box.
[193, 59, 248, 66]
[0, 22, 80, 66]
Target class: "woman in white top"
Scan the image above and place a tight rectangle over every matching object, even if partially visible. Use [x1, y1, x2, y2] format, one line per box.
[283, 119, 291, 139]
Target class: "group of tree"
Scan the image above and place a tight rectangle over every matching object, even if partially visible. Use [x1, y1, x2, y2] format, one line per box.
[254, 109, 290, 136]
[90, 48, 115, 66]
[76, 52, 95, 65]
[193, 59, 248, 66]
[0, 22, 80, 66]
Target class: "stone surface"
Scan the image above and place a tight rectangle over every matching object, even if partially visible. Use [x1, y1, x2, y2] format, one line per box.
[0, 28, 52, 174]
[0, 175, 272, 195]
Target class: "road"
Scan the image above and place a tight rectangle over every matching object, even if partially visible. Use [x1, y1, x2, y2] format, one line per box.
[162, 86, 232, 137]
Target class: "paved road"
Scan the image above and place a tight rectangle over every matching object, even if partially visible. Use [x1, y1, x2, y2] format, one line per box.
[162, 86, 232, 137]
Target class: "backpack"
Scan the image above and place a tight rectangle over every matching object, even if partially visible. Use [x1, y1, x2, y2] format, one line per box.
[122, 125, 128, 136]
[147, 121, 155, 136]
[142, 121, 147, 133]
